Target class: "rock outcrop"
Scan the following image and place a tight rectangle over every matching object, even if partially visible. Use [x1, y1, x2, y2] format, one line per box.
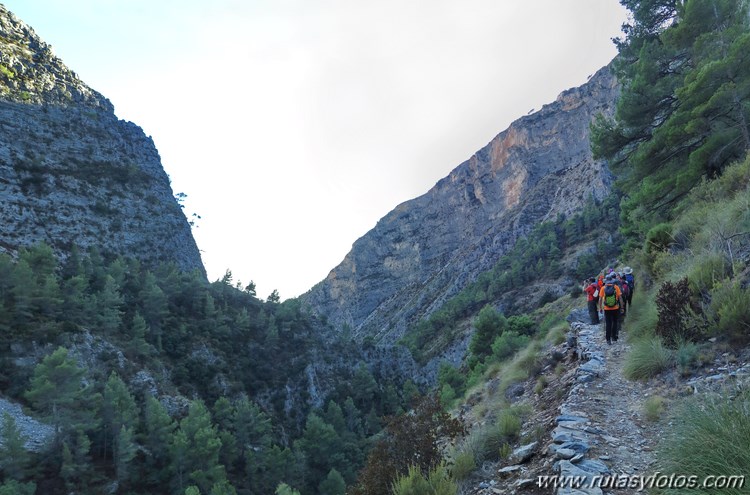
[301, 66, 619, 346]
[0, 5, 204, 274]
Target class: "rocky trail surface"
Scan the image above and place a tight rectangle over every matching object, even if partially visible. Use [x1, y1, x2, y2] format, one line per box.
[468, 309, 663, 495]
[548, 313, 662, 495]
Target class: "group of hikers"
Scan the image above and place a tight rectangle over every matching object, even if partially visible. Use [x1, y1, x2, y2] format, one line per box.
[582, 267, 635, 345]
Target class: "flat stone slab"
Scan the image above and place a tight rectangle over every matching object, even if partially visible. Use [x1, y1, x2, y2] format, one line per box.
[556, 414, 588, 424]
[558, 461, 604, 495]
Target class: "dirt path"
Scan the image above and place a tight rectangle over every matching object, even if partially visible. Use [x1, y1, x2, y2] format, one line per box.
[467, 309, 666, 495]
[547, 313, 663, 494]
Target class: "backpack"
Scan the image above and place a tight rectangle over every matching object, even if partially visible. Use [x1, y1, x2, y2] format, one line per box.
[625, 273, 635, 287]
[621, 281, 630, 297]
[603, 285, 617, 308]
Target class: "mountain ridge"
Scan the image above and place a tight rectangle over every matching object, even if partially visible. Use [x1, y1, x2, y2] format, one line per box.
[0, 4, 204, 275]
[300, 65, 619, 349]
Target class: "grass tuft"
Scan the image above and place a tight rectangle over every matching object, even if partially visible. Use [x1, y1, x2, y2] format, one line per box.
[643, 395, 666, 422]
[623, 337, 673, 381]
[656, 388, 750, 495]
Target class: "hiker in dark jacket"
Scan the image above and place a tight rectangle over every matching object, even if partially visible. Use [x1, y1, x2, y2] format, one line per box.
[583, 278, 600, 324]
[623, 266, 635, 306]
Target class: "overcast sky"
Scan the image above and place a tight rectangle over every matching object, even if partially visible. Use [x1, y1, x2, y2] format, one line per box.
[4, 1, 628, 300]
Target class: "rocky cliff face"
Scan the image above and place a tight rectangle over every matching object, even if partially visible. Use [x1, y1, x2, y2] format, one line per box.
[301, 67, 618, 345]
[0, 6, 204, 274]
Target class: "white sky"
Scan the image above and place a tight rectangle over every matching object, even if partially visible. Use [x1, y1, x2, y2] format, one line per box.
[3, 1, 628, 300]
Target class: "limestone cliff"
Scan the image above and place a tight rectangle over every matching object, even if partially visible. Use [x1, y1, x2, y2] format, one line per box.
[301, 67, 618, 345]
[0, 5, 204, 274]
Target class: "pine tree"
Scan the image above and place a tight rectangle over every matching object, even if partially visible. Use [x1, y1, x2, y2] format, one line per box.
[0, 480, 36, 495]
[143, 395, 176, 486]
[25, 347, 90, 437]
[0, 412, 30, 481]
[319, 468, 347, 495]
[294, 413, 344, 492]
[102, 372, 139, 462]
[115, 425, 137, 485]
[469, 305, 506, 359]
[275, 483, 301, 495]
[173, 400, 226, 494]
[60, 275, 92, 329]
[60, 429, 93, 492]
[139, 271, 168, 337]
[128, 311, 152, 358]
[210, 480, 238, 495]
[592, 0, 750, 233]
[96, 275, 124, 333]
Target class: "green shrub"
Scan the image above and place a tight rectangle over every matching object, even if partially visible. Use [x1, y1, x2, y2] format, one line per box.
[645, 223, 674, 255]
[656, 389, 750, 495]
[534, 376, 547, 395]
[438, 363, 467, 398]
[469, 305, 506, 359]
[440, 384, 456, 405]
[623, 337, 673, 381]
[461, 425, 498, 463]
[0, 64, 14, 79]
[708, 281, 750, 344]
[687, 253, 730, 295]
[498, 443, 512, 460]
[392, 464, 457, 495]
[643, 396, 666, 422]
[675, 338, 699, 376]
[497, 410, 521, 440]
[506, 314, 536, 336]
[462, 407, 521, 464]
[449, 449, 476, 480]
[275, 483, 301, 495]
[0, 481, 36, 495]
[491, 331, 529, 360]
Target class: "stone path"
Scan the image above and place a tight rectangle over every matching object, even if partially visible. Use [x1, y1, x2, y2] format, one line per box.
[470, 307, 750, 495]
[547, 314, 661, 495]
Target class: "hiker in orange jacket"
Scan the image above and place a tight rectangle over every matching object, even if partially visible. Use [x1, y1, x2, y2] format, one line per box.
[598, 274, 623, 345]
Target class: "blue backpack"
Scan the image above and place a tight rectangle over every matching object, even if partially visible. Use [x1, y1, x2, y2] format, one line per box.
[625, 273, 635, 288]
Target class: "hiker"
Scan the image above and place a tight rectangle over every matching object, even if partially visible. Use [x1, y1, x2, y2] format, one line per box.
[623, 266, 635, 306]
[583, 277, 600, 324]
[617, 271, 630, 317]
[598, 274, 623, 345]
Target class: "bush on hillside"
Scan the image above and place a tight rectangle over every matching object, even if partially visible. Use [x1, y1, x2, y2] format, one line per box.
[623, 337, 673, 381]
[707, 281, 750, 344]
[350, 395, 464, 495]
[655, 278, 703, 346]
[391, 464, 457, 495]
[491, 331, 530, 361]
[448, 449, 476, 481]
[687, 254, 731, 296]
[674, 338, 700, 376]
[645, 223, 674, 256]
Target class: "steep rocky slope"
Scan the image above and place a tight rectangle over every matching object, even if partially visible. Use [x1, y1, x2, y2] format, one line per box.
[0, 5, 203, 274]
[301, 67, 618, 345]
